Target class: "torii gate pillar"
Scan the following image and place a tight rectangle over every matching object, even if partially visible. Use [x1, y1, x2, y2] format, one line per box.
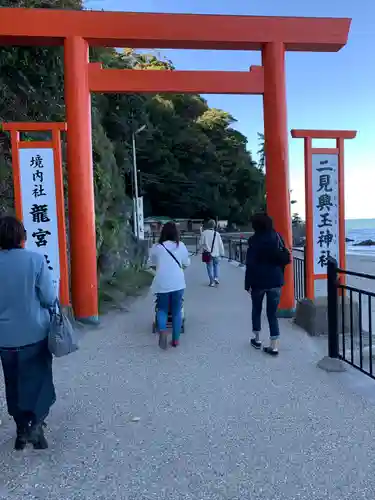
[64, 36, 98, 324]
[263, 42, 294, 316]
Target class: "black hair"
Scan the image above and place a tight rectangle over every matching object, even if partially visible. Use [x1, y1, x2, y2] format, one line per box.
[251, 213, 273, 233]
[0, 216, 26, 250]
[159, 221, 180, 245]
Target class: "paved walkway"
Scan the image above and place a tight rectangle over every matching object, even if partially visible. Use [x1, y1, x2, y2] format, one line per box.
[1, 258, 375, 499]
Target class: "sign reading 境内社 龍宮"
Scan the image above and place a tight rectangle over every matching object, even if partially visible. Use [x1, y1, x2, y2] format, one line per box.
[18, 148, 60, 292]
[312, 153, 340, 276]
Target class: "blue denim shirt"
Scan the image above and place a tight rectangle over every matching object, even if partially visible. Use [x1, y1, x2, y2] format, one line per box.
[0, 249, 57, 348]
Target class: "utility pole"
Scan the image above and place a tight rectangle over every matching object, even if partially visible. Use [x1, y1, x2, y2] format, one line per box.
[131, 124, 146, 239]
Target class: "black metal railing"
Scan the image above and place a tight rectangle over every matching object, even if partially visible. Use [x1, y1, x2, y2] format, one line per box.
[292, 248, 306, 301]
[223, 236, 247, 266]
[327, 256, 375, 379]
[148, 231, 200, 255]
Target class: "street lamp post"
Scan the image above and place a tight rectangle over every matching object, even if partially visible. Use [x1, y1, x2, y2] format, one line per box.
[132, 124, 146, 239]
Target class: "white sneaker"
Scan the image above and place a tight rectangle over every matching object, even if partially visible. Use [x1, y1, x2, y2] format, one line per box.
[209, 282, 215, 287]
[214, 278, 219, 285]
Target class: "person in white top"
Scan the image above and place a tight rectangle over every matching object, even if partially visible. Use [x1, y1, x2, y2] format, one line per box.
[148, 222, 190, 349]
[199, 219, 225, 286]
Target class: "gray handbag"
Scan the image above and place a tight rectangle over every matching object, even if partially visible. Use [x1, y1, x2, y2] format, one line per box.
[48, 300, 79, 357]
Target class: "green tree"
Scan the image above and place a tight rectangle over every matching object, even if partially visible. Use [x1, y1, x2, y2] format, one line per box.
[257, 132, 265, 170]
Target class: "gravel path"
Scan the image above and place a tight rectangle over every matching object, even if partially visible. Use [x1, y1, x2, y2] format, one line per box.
[1, 257, 375, 499]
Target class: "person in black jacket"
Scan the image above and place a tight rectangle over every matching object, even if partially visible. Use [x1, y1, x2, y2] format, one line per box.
[244, 213, 289, 356]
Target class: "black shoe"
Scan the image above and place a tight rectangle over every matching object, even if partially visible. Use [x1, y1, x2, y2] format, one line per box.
[250, 338, 262, 349]
[28, 423, 48, 450]
[263, 346, 279, 356]
[14, 426, 29, 451]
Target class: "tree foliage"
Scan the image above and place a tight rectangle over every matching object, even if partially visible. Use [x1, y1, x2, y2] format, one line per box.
[0, 0, 265, 278]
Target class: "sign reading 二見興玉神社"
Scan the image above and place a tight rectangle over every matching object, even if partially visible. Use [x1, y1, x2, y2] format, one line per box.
[312, 153, 340, 275]
[19, 148, 60, 292]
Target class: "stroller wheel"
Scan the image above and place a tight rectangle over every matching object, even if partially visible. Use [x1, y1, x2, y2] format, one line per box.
[159, 332, 168, 350]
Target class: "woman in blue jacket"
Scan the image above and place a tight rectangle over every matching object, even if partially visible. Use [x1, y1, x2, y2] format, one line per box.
[245, 213, 290, 356]
[0, 216, 57, 450]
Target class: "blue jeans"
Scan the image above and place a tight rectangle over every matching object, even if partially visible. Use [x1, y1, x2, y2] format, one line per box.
[251, 288, 281, 339]
[206, 257, 220, 283]
[156, 289, 184, 342]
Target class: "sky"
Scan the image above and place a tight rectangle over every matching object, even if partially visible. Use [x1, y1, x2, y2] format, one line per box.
[86, 0, 375, 220]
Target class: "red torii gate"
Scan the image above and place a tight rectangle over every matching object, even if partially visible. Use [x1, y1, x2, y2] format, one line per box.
[0, 8, 351, 322]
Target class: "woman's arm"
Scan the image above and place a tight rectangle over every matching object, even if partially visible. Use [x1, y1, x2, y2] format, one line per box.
[199, 232, 205, 252]
[36, 258, 57, 308]
[181, 243, 191, 268]
[147, 245, 158, 270]
[218, 234, 225, 257]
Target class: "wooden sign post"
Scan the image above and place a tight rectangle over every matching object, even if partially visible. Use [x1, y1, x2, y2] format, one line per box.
[291, 129, 357, 300]
[2, 122, 70, 307]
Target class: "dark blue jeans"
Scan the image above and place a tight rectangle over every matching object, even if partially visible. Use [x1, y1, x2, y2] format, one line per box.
[156, 289, 184, 342]
[251, 287, 281, 339]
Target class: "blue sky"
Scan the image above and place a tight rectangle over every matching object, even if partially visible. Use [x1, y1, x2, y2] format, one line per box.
[87, 0, 375, 219]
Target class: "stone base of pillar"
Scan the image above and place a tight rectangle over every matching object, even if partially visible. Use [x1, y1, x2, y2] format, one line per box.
[277, 308, 296, 318]
[76, 316, 100, 326]
[317, 356, 346, 373]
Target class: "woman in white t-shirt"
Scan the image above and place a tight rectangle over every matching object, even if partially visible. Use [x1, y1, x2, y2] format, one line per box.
[149, 222, 190, 350]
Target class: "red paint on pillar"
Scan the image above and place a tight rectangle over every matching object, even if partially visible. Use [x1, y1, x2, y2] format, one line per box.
[304, 137, 315, 300]
[9, 131, 22, 221]
[262, 42, 295, 315]
[64, 36, 98, 322]
[337, 137, 346, 287]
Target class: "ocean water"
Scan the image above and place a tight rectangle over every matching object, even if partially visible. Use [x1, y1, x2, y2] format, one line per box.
[346, 219, 375, 255]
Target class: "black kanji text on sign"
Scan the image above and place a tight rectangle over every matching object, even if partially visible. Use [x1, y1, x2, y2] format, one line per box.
[30, 204, 50, 224]
[30, 155, 44, 169]
[33, 170, 44, 183]
[44, 254, 53, 271]
[32, 184, 47, 198]
[317, 229, 334, 248]
[32, 228, 51, 248]
[318, 250, 331, 268]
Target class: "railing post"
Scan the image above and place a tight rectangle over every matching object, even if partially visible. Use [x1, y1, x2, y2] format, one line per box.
[239, 240, 244, 266]
[317, 255, 345, 372]
[327, 256, 339, 359]
[228, 239, 232, 262]
[318, 257, 346, 370]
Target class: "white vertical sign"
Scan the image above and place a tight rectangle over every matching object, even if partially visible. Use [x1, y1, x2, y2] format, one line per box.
[19, 148, 60, 292]
[312, 153, 339, 275]
[137, 196, 144, 240]
[133, 196, 144, 240]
